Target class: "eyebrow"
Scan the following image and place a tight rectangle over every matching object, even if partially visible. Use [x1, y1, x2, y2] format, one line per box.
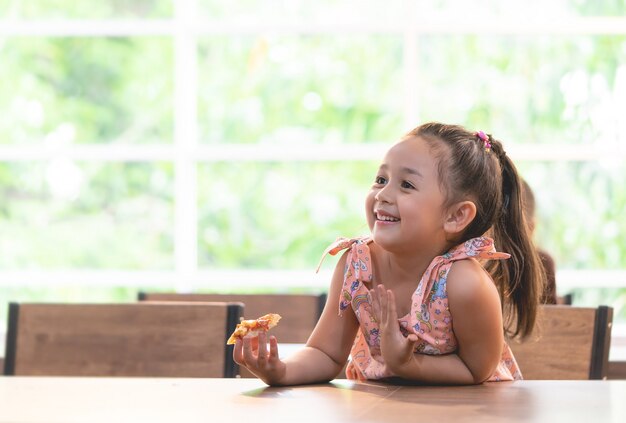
[379, 164, 423, 178]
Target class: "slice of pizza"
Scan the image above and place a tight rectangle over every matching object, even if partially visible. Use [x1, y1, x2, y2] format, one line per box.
[226, 313, 282, 345]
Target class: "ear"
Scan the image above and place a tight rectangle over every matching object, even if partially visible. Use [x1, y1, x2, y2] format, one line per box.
[443, 201, 477, 235]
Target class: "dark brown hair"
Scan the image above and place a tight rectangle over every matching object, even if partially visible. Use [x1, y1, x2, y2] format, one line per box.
[407, 122, 545, 339]
[520, 178, 536, 232]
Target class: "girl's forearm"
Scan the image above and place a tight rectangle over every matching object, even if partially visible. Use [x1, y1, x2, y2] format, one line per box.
[269, 346, 346, 386]
[390, 353, 480, 385]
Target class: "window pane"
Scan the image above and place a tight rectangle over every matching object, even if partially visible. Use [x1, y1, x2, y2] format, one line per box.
[198, 162, 375, 269]
[197, 35, 404, 145]
[568, 288, 626, 323]
[198, 0, 404, 24]
[419, 0, 626, 17]
[0, 0, 172, 19]
[519, 161, 626, 270]
[417, 35, 626, 145]
[0, 162, 174, 269]
[0, 37, 174, 146]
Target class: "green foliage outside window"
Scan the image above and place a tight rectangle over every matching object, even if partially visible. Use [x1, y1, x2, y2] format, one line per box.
[197, 35, 404, 145]
[0, 0, 171, 19]
[0, 162, 174, 269]
[0, 37, 173, 146]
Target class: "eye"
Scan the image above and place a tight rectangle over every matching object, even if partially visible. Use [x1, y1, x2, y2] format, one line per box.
[401, 180, 415, 189]
[374, 176, 387, 185]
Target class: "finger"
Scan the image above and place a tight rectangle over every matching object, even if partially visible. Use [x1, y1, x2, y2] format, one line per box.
[405, 334, 419, 354]
[257, 332, 268, 365]
[378, 285, 389, 323]
[249, 335, 260, 353]
[369, 289, 381, 321]
[268, 336, 280, 361]
[233, 339, 244, 365]
[386, 289, 398, 321]
[369, 287, 378, 305]
[378, 284, 387, 305]
[242, 336, 256, 367]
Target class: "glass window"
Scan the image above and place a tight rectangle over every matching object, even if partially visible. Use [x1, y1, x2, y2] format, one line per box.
[519, 161, 626, 270]
[417, 0, 626, 18]
[197, 0, 404, 25]
[0, 162, 174, 269]
[198, 162, 374, 270]
[416, 35, 626, 146]
[0, 0, 172, 19]
[0, 37, 174, 146]
[197, 35, 404, 145]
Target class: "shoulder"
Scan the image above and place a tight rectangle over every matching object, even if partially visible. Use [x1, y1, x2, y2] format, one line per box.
[446, 259, 500, 308]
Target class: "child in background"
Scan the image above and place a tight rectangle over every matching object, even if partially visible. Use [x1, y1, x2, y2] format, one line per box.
[521, 179, 558, 304]
[234, 122, 546, 385]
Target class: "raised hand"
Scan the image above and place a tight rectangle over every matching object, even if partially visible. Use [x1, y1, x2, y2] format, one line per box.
[369, 284, 418, 375]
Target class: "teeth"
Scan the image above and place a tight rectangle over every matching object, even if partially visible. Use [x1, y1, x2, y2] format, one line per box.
[377, 214, 399, 222]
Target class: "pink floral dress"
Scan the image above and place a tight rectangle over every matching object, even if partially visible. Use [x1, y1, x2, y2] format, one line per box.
[321, 236, 522, 382]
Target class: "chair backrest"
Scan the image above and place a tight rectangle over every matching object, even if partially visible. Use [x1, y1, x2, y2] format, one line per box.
[138, 292, 327, 343]
[508, 305, 613, 380]
[3, 301, 243, 377]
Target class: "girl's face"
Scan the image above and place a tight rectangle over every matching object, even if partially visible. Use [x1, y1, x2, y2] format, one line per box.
[365, 136, 448, 253]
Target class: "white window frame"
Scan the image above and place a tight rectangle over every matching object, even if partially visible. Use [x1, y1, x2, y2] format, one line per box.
[1, 1, 626, 293]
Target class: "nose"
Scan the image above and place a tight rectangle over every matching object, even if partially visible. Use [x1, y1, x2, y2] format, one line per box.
[374, 184, 392, 204]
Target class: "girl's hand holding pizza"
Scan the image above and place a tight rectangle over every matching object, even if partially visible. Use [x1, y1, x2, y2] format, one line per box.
[233, 331, 287, 385]
[230, 313, 287, 384]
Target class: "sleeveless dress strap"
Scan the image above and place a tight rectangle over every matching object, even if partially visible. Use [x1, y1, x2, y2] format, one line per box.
[315, 237, 364, 272]
[447, 237, 511, 261]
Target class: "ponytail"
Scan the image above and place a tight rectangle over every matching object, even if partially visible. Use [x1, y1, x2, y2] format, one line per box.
[485, 142, 546, 339]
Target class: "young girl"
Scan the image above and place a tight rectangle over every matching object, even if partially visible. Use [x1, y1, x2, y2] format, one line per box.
[233, 122, 545, 385]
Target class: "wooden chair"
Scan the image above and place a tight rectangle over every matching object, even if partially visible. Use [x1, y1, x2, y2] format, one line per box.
[3, 301, 243, 377]
[138, 292, 327, 344]
[508, 305, 613, 380]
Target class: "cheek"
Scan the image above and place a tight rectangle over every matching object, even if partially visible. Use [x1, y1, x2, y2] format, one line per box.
[365, 191, 376, 226]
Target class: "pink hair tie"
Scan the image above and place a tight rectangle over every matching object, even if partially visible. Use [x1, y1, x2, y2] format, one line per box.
[475, 130, 491, 151]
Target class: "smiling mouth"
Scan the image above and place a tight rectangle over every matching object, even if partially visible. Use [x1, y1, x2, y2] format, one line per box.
[375, 212, 400, 222]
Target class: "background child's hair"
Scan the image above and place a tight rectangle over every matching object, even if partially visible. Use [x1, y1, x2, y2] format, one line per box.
[407, 122, 546, 339]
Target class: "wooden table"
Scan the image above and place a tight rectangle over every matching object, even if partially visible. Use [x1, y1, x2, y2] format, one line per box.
[0, 377, 624, 423]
